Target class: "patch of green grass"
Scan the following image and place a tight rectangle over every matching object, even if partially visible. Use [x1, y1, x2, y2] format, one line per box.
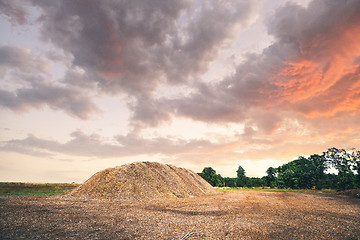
[0, 182, 80, 197]
[215, 187, 336, 194]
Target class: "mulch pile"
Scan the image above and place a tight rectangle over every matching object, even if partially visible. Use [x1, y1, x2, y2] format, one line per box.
[61, 161, 216, 201]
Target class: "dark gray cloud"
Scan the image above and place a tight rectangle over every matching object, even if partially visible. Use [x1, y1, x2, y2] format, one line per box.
[1, 0, 259, 121]
[0, 45, 50, 74]
[169, 81, 244, 123]
[0, 0, 28, 25]
[128, 95, 172, 128]
[0, 79, 99, 119]
[0, 45, 99, 119]
[156, 0, 256, 84]
[31, 0, 257, 95]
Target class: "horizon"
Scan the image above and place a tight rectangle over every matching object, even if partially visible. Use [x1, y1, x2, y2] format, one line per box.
[1, 0, 360, 183]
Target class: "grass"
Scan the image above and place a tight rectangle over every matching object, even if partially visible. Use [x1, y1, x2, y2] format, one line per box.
[215, 187, 337, 194]
[0, 182, 80, 197]
[0, 182, 338, 197]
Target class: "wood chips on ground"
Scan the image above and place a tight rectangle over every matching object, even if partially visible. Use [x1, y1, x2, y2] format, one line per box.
[0, 191, 359, 239]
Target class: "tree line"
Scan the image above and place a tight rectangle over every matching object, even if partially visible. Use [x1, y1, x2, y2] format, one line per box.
[197, 148, 360, 190]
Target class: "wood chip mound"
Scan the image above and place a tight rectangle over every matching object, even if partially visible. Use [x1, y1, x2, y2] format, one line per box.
[61, 162, 216, 201]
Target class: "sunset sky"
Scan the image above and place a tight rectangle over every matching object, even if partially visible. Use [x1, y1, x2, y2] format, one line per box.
[1, 0, 360, 183]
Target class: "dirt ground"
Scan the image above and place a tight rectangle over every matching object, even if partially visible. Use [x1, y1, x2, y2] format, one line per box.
[0, 191, 359, 240]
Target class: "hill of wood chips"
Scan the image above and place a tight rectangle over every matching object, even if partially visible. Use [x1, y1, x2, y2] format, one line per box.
[62, 162, 216, 201]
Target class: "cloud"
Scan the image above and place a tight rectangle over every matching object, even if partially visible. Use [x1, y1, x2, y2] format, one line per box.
[292, 66, 360, 117]
[160, 0, 360, 135]
[2, 0, 360, 176]
[0, 79, 99, 119]
[0, 45, 99, 119]
[128, 95, 172, 128]
[0, 130, 223, 159]
[0, 0, 29, 25]
[0, 46, 98, 119]
[0, 45, 50, 75]
[31, 0, 258, 96]
[3, 0, 359, 126]
[0, 0, 260, 121]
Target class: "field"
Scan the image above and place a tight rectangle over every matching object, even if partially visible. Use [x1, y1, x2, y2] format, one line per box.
[0, 183, 359, 239]
[0, 182, 79, 197]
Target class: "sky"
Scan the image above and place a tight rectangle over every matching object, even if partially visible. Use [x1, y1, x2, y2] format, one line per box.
[1, 0, 360, 183]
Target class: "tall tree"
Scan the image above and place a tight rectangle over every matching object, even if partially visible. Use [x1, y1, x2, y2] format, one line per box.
[308, 154, 328, 189]
[271, 155, 328, 189]
[198, 167, 224, 187]
[266, 167, 277, 188]
[236, 165, 247, 187]
[323, 148, 357, 190]
[236, 165, 246, 178]
[348, 149, 360, 188]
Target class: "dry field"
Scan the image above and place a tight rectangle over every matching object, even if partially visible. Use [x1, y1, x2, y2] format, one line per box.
[1, 190, 359, 240]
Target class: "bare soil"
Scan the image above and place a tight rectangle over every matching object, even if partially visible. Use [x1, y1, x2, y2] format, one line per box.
[1, 191, 359, 239]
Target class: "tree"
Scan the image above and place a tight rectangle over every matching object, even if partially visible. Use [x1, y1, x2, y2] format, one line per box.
[308, 154, 328, 189]
[202, 167, 216, 176]
[236, 165, 246, 178]
[224, 177, 237, 187]
[236, 165, 247, 187]
[198, 167, 224, 187]
[348, 149, 360, 188]
[275, 162, 299, 189]
[198, 147, 359, 190]
[266, 167, 277, 188]
[246, 177, 265, 187]
[323, 148, 357, 190]
[270, 155, 328, 189]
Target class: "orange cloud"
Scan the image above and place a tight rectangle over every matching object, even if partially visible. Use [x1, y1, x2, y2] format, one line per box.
[273, 59, 322, 102]
[271, 23, 360, 118]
